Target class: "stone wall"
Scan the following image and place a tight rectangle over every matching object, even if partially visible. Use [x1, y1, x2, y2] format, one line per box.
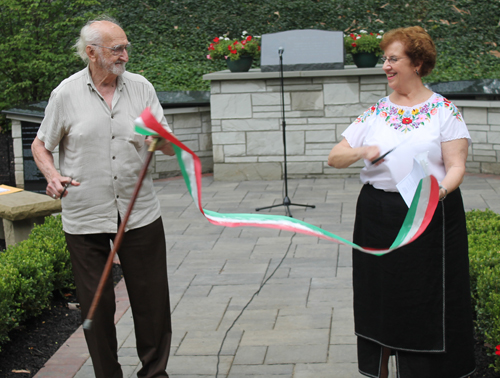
[8, 107, 212, 188]
[206, 68, 389, 181]
[204, 67, 500, 180]
[154, 108, 212, 179]
[457, 102, 500, 175]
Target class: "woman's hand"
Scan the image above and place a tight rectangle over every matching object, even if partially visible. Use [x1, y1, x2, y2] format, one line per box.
[328, 138, 381, 168]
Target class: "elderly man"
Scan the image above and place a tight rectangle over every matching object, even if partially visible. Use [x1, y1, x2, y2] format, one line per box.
[32, 18, 173, 378]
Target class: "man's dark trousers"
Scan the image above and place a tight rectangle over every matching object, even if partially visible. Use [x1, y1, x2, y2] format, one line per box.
[65, 217, 171, 378]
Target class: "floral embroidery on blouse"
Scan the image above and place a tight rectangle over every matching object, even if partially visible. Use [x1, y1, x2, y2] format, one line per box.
[353, 95, 463, 133]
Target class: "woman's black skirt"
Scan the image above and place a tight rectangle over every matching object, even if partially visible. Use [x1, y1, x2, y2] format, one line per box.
[352, 184, 475, 378]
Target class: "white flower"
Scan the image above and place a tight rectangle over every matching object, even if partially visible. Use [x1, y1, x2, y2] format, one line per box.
[242, 31, 248, 36]
[224, 37, 230, 41]
[379, 30, 384, 34]
[376, 35, 382, 39]
[219, 36, 224, 40]
[356, 36, 361, 39]
[360, 30, 368, 33]
[254, 35, 261, 38]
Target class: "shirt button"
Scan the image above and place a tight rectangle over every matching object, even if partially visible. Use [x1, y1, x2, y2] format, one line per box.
[111, 115, 114, 119]
[112, 156, 116, 160]
[114, 176, 117, 180]
[112, 136, 115, 139]
[116, 195, 119, 198]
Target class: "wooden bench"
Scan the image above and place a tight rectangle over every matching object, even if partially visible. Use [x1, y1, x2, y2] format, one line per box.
[0, 190, 61, 248]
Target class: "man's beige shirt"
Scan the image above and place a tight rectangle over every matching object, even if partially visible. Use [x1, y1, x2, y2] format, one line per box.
[38, 66, 171, 234]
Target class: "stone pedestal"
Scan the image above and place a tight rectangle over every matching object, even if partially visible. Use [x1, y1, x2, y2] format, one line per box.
[204, 66, 386, 180]
[0, 190, 61, 247]
[203, 68, 500, 180]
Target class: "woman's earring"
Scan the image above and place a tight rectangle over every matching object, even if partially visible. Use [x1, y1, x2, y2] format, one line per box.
[416, 69, 419, 76]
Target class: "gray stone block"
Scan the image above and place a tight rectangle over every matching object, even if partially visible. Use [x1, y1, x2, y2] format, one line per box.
[247, 131, 304, 156]
[324, 83, 359, 105]
[291, 91, 324, 111]
[463, 107, 488, 124]
[211, 94, 252, 119]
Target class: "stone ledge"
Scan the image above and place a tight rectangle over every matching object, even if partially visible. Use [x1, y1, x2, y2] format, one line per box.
[0, 191, 61, 221]
[203, 66, 385, 81]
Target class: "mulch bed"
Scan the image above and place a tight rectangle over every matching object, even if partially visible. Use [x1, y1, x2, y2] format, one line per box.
[0, 261, 498, 377]
[0, 264, 123, 378]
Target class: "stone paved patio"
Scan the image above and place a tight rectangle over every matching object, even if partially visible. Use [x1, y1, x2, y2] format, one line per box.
[34, 173, 500, 378]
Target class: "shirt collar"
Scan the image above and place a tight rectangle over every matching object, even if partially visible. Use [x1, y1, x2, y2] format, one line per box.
[85, 65, 126, 92]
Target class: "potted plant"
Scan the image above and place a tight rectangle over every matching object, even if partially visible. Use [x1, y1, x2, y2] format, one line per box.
[344, 30, 383, 68]
[207, 32, 261, 72]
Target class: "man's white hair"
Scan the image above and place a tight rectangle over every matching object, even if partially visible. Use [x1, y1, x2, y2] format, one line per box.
[73, 16, 121, 64]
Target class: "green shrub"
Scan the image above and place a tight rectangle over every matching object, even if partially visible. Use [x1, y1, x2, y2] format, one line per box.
[467, 209, 500, 372]
[0, 215, 73, 349]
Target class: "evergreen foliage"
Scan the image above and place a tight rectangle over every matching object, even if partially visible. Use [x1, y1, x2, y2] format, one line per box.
[0, 215, 72, 349]
[0, 0, 101, 130]
[0, 0, 499, 125]
[467, 209, 500, 372]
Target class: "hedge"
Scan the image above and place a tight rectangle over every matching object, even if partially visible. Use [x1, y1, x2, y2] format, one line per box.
[467, 209, 500, 372]
[0, 215, 73, 349]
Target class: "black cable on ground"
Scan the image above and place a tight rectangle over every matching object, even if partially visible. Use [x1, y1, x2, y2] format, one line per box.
[215, 233, 296, 377]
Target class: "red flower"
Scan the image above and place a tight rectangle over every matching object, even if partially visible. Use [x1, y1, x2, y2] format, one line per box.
[351, 43, 357, 47]
[496, 345, 500, 356]
[214, 37, 219, 43]
[350, 33, 355, 38]
[208, 43, 215, 51]
[402, 118, 412, 125]
[258, 46, 261, 51]
[228, 45, 232, 51]
[233, 40, 239, 45]
[231, 49, 237, 54]
[246, 36, 252, 41]
[241, 40, 247, 45]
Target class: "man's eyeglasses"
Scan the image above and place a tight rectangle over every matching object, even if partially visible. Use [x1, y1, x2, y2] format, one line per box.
[91, 43, 132, 56]
[381, 56, 406, 64]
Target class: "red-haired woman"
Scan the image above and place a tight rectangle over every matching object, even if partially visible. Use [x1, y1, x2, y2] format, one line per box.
[328, 26, 475, 378]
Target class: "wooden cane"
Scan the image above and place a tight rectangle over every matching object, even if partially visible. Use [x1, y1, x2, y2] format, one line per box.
[83, 138, 159, 330]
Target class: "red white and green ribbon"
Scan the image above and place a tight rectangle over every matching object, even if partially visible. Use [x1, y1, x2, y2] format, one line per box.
[135, 108, 439, 256]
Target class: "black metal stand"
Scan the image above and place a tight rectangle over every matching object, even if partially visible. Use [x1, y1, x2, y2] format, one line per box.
[256, 48, 315, 218]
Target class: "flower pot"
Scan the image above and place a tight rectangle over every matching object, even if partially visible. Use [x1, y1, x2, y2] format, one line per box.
[226, 56, 253, 72]
[352, 52, 379, 68]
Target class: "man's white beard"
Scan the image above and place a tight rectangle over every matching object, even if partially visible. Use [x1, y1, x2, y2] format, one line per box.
[111, 62, 126, 76]
[98, 56, 126, 76]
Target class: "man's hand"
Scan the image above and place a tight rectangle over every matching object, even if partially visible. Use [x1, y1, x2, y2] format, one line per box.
[46, 176, 80, 199]
[32, 136, 80, 199]
[145, 136, 175, 156]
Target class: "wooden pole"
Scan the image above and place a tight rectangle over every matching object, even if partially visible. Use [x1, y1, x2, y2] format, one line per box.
[83, 139, 158, 330]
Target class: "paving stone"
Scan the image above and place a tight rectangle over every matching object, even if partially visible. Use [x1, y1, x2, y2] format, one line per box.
[294, 362, 362, 378]
[175, 330, 243, 356]
[328, 344, 358, 363]
[168, 355, 232, 376]
[240, 329, 329, 346]
[228, 364, 294, 377]
[266, 344, 328, 364]
[73, 365, 95, 378]
[273, 311, 332, 330]
[233, 346, 267, 365]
